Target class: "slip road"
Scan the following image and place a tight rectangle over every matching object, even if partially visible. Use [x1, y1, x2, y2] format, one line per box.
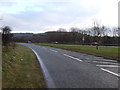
[20, 43, 119, 88]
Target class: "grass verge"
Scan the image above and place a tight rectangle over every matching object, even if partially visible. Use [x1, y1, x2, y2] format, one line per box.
[2, 44, 46, 88]
[37, 44, 119, 61]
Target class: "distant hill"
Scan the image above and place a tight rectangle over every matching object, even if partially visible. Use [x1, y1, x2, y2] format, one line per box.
[13, 33, 33, 37]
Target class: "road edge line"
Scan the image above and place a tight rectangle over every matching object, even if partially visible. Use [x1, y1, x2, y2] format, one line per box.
[30, 47, 56, 88]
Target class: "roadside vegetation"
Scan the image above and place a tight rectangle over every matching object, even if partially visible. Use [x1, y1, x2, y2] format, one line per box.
[13, 23, 119, 48]
[2, 44, 46, 88]
[38, 44, 119, 61]
[0, 44, 1, 89]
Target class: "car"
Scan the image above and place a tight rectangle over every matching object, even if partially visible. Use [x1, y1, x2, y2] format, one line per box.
[91, 42, 99, 46]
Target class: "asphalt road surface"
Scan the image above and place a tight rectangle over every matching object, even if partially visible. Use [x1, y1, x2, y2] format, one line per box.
[20, 43, 120, 88]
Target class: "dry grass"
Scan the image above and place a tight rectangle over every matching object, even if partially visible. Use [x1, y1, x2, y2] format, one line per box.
[2, 44, 46, 88]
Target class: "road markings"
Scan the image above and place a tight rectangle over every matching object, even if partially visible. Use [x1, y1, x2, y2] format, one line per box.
[92, 61, 118, 65]
[63, 54, 82, 62]
[50, 49, 58, 53]
[30, 48, 56, 88]
[102, 60, 118, 62]
[101, 68, 120, 77]
[93, 59, 118, 62]
[97, 65, 120, 67]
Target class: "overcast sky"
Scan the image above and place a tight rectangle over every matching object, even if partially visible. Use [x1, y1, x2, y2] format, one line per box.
[0, 0, 119, 33]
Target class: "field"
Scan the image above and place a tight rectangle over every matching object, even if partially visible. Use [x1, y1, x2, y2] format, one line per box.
[2, 44, 46, 88]
[38, 44, 119, 61]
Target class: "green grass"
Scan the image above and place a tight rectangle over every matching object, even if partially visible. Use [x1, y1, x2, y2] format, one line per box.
[2, 44, 46, 88]
[37, 44, 119, 61]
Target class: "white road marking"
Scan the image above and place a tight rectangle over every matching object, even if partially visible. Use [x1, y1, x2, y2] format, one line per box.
[63, 54, 82, 62]
[50, 49, 58, 53]
[92, 61, 118, 64]
[101, 68, 120, 77]
[29, 48, 56, 88]
[93, 59, 118, 62]
[97, 65, 120, 67]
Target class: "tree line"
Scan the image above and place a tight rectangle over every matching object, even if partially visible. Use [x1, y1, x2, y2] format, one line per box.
[13, 25, 119, 46]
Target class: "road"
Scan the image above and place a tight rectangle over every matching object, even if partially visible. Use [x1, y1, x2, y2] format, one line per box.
[20, 43, 119, 88]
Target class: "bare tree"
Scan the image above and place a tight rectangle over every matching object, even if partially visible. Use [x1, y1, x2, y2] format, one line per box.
[2, 26, 13, 46]
[57, 28, 67, 32]
[100, 26, 109, 37]
[118, 27, 120, 37]
[92, 20, 101, 49]
[70, 27, 79, 44]
[2, 26, 11, 34]
[112, 27, 118, 37]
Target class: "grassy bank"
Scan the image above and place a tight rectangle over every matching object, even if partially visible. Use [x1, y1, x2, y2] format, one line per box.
[0, 37, 1, 89]
[38, 44, 119, 60]
[2, 44, 46, 88]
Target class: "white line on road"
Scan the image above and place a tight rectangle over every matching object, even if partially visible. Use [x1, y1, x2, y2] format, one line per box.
[97, 65, 120, 67]
[101, 68, 120, 77]
[92, 61, 118, 65]
[50, 49, 58, 53]
[63, 54, 82, 62]
[93, 59, 118, 62]
[30, 48, 56, 88]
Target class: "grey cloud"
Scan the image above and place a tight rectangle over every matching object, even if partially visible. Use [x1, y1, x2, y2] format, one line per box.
[0, 0, 108, 33]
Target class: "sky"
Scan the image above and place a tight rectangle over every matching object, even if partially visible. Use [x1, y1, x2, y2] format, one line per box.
[0, 0, 119, 33]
